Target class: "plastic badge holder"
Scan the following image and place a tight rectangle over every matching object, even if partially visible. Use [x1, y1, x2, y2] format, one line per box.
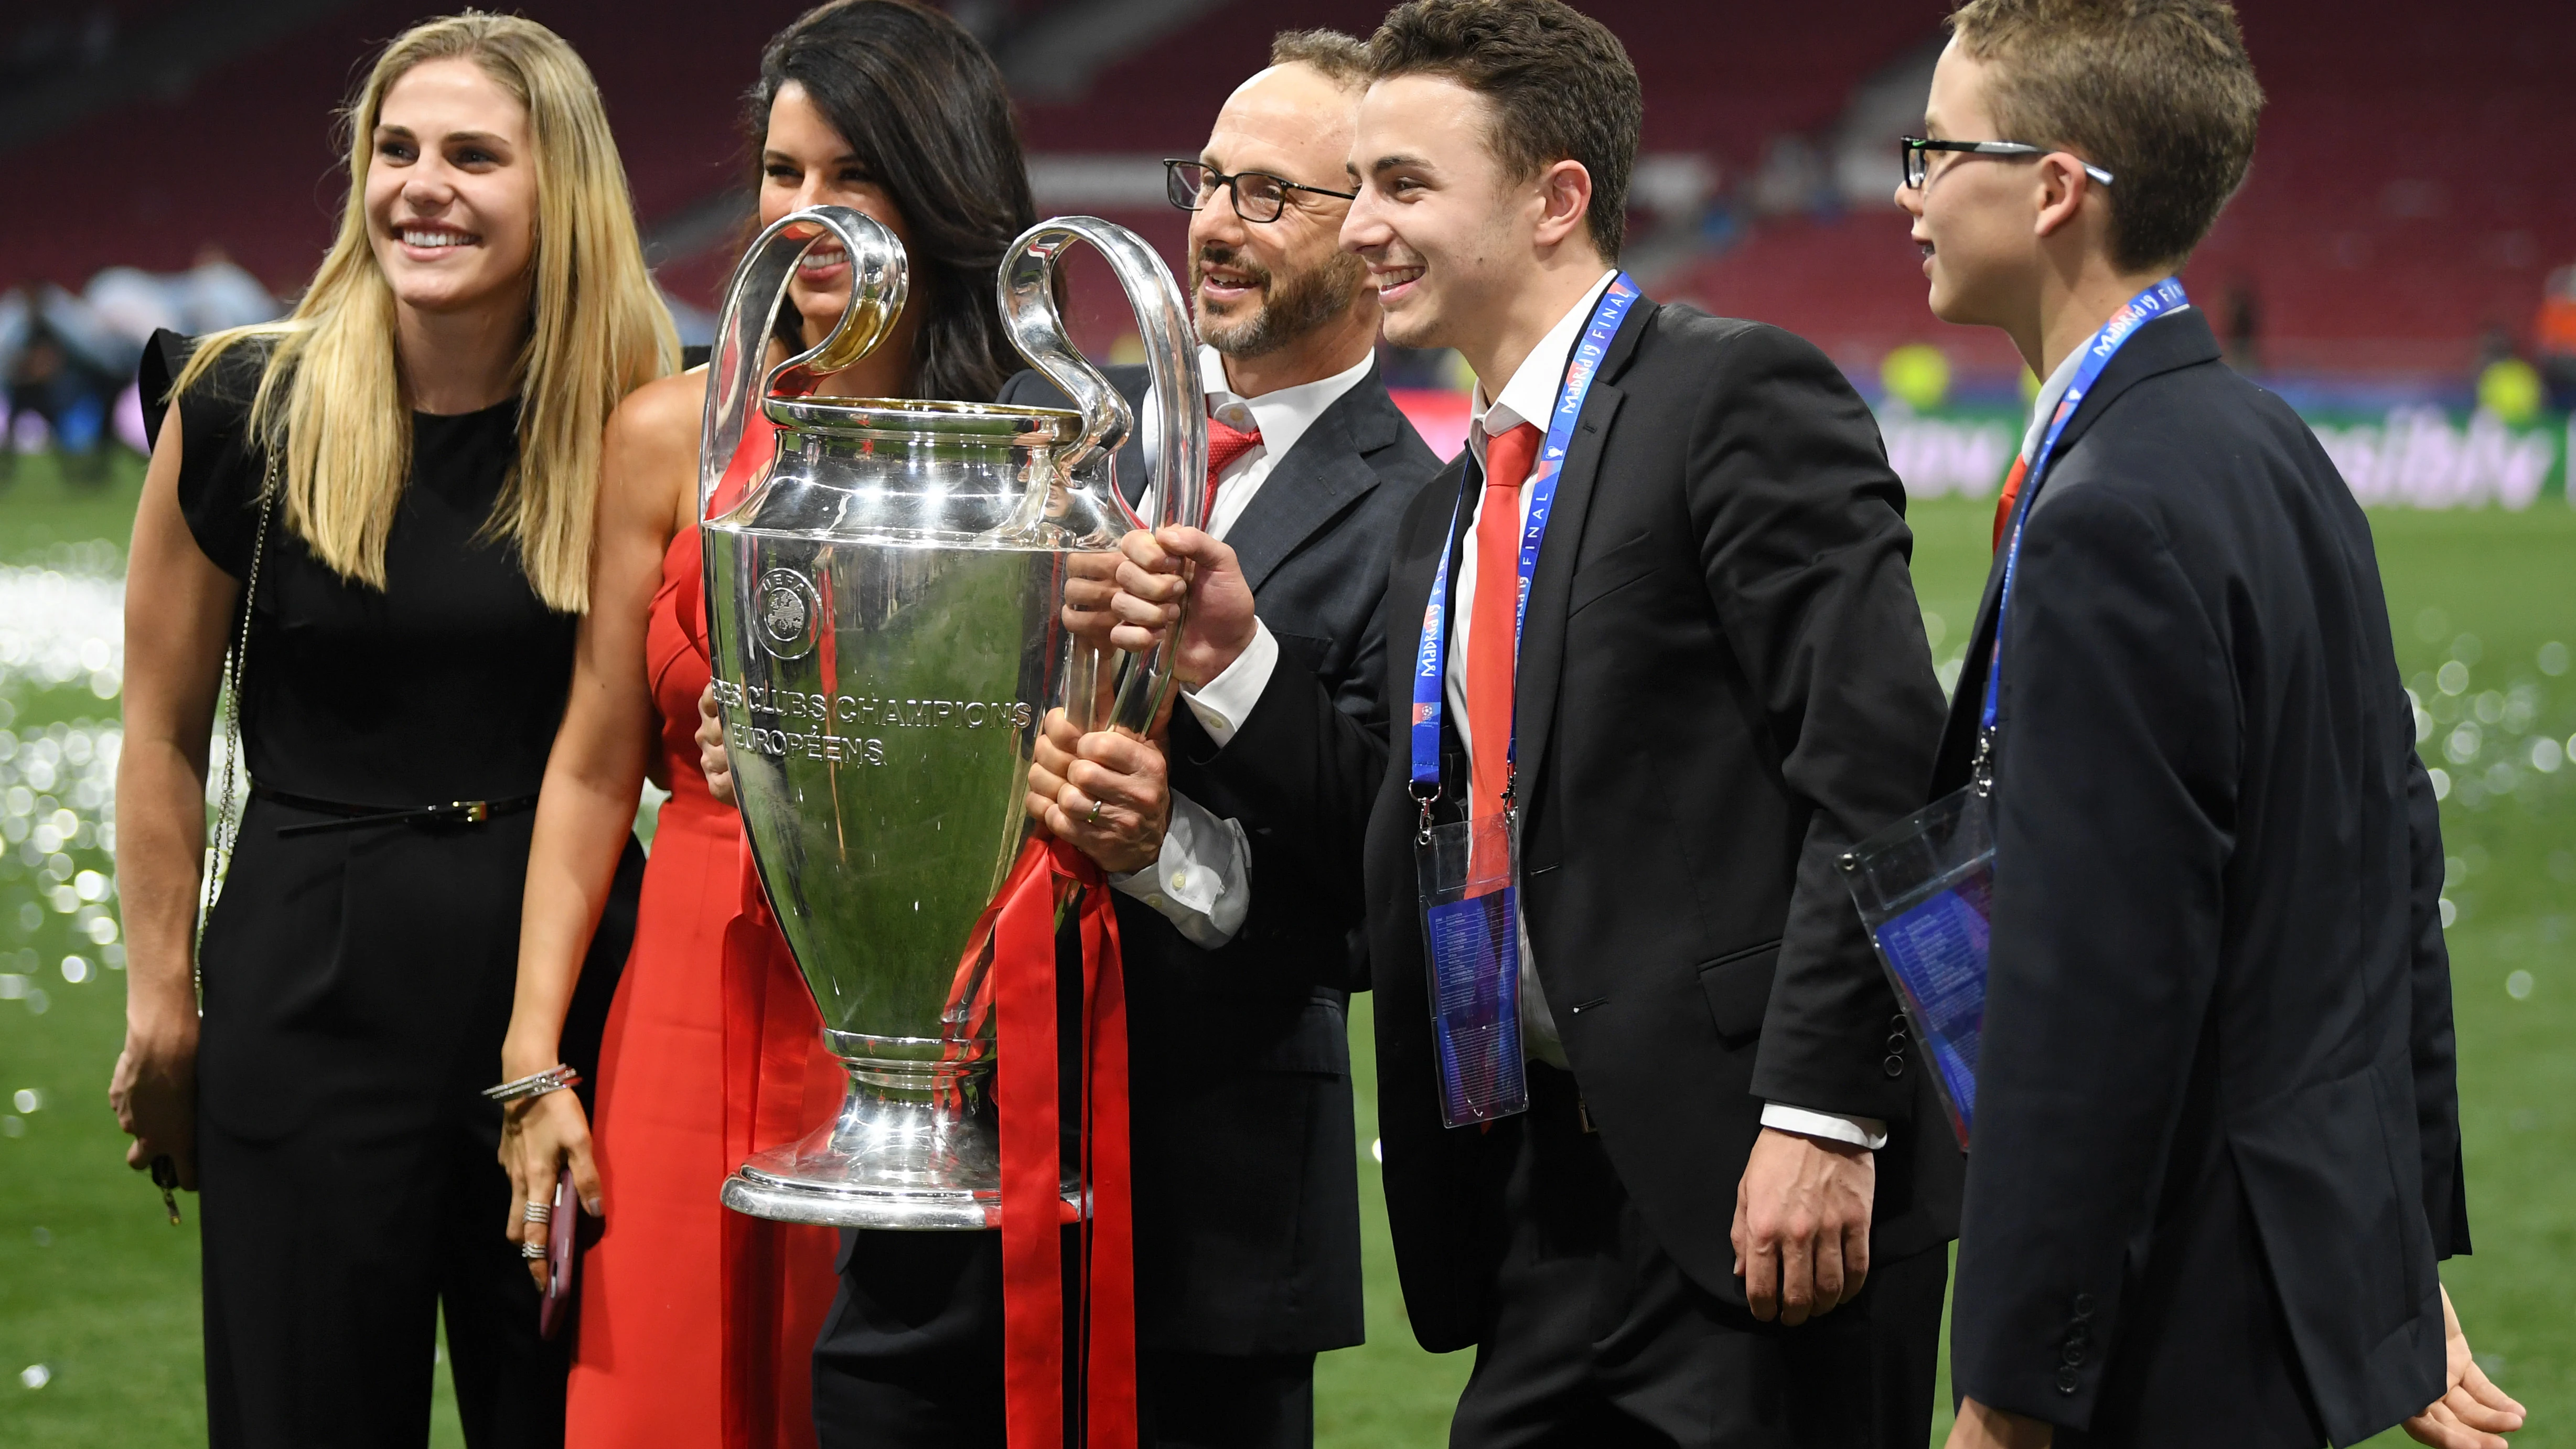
[1417, 810, 1528, 1128]
[1834, 277, 2187, 1156]
[1837, 788, 1992, 1151]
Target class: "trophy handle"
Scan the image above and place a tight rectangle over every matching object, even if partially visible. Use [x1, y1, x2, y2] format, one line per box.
[997, 217, 1209, 736]
[697, 205, 910, 525]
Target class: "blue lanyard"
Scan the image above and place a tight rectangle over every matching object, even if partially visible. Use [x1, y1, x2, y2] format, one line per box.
[1411, 273, 1643, 807]
[1977, 278, 2188, 752]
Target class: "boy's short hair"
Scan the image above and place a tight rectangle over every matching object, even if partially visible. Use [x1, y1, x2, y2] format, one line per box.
[1365, 0, 1640, 259]
[1948, 0, 2264, 273]
[1271, 28, 1370, 88]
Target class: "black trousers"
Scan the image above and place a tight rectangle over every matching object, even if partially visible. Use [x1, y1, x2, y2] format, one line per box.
[1450, 1065, 1947, 1449]
[199, 1099, 564, 1447]
[811, 1229, 1314, 1449]
[195, 821, 636, 1448]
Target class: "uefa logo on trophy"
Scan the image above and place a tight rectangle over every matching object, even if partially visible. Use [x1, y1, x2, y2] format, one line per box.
[753, 568, 821, 660]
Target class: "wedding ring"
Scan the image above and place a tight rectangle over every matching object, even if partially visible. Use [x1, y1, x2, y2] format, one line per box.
[521, 1240, 548, 1260]
[523, 1201, 552, 1225]
[1086, 800, 1103, 826]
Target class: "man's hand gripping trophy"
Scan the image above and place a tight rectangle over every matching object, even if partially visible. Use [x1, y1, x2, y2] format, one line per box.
[1023, 528, 1252, 870]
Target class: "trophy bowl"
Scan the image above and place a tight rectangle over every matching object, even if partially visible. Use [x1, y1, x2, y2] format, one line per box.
[702, 209, 1205, 1228]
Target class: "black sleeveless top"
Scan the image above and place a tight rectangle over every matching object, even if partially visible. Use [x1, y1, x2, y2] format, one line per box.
[147, 331, 576, 806]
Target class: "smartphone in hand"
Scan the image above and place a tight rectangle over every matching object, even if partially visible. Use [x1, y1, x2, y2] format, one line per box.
[540, 1165, 579, 1340]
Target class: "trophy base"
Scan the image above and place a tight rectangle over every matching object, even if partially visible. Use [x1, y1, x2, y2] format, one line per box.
[720, 1058, 1080, 1229]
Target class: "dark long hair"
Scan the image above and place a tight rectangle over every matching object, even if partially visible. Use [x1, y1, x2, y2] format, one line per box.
[748, 0, 1036, 402]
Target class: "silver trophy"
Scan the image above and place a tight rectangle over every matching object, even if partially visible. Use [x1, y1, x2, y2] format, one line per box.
[703, 206, 1208, 1228]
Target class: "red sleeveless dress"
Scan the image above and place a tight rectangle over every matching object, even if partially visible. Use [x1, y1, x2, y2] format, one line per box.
[566, 428, 842, 1449]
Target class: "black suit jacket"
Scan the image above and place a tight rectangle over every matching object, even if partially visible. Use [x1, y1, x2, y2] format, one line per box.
[997, 359, 1444, 1354]
[1933, 308, 2466, 1444]
[1215, 299, 1961, 1350]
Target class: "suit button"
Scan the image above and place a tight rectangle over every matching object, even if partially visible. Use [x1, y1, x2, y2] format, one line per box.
[1885, 1032, 1909, 1054]
[2056, 1367, 2079, 1395]
[2062, 1344, 2085, 1367]
[2073, 1293, 2096, 1319]
[1882, 1054, 1905, 1077]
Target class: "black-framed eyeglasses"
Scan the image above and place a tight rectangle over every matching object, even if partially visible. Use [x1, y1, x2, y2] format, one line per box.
[1165, 159, 1358, 223]
[1901, 136, 2115, 191]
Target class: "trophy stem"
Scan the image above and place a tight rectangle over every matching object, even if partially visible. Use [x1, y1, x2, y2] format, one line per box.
[721, 1041, 1079, 1229]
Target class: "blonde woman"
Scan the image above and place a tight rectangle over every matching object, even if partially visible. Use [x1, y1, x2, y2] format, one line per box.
[108, 15, 674, 1445]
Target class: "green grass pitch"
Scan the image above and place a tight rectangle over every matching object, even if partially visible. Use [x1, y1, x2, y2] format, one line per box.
[0, 453, 2567, 1446]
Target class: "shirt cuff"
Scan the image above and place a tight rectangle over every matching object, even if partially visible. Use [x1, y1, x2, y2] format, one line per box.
[1105, 789, 1251, 949]
[1759, 1103, 1890, 1151]
[1178, 618, 1278, 748]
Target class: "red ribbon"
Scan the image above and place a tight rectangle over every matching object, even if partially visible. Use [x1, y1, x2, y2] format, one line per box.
[988, 834, 1136, 1449]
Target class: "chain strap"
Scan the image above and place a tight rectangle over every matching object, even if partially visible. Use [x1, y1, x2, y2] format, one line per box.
[194, 455, 277, 992]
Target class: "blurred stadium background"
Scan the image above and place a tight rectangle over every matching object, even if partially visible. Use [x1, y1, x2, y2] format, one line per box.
[2, 2, 2571, 1445]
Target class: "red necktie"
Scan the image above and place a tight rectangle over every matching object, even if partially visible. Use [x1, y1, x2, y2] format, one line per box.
[1464, 422, 1541, 836]
[1203, 413, 1262, 521]
[1990, 454, 2028, 552]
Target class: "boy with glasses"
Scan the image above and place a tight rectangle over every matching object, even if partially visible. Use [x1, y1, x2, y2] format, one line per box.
[1895, 4, 2526, 1447]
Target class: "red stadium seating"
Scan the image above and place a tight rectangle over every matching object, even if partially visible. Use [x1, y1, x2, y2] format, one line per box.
[1010, 0, 1944, 164]
[1670, 0, 2576, 383]
[6, 0, 2566, 387]
[1009, 0, 2576, 384]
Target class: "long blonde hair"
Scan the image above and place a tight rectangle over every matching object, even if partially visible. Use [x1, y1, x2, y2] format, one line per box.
[175, 12, 677, 612]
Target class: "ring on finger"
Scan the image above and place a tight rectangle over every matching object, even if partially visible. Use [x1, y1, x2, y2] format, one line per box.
[1086, 799, 1103, 826]
[524, 1201, 552, 1225]
[521, 1240, 548, 1260]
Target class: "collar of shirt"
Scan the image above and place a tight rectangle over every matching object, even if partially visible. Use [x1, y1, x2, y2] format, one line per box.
[2017, 303, 2191, 464]
[1133, 345, 1377, 536]
[2017, 340, 2088, 465]
[1200, 343, 1376, 474]
[1467, 269, 1619, 469]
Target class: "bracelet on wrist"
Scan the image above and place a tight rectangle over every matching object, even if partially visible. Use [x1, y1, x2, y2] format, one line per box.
[483, 1063, 582, 1104]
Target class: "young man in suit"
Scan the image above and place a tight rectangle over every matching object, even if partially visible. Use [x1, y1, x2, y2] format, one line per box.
[1894, 4, 2527, 1447]
[1102, 3, 1957, 1442]
[796, 32, 1445, 1449]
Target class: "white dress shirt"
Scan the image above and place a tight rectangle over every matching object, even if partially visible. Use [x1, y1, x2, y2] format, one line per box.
[1107, 346, 1378, 947]
[1443, 270, 1621, 1072]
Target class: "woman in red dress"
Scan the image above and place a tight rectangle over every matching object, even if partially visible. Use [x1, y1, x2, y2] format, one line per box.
[495, 5, 1041, 1444]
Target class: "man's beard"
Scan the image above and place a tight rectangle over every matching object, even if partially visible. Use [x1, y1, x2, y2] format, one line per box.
[1192, 243, 1367, 359]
